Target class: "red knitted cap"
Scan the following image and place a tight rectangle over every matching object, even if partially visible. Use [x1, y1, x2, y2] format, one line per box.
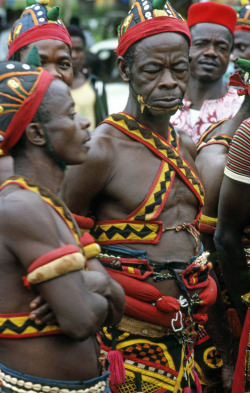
[187, 2, 237, 35]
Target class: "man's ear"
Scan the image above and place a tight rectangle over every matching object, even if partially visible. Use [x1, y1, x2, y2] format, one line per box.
[25, 122, 46, 146]
[117, 56, 130, 83]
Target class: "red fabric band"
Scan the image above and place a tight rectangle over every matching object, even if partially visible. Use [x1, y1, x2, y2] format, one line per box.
[1, 70, 54, 154]
[27, 244, 79, 273]
[116, 16, 191, 57]
[73, 213, 95, 229]
[235, 24, 250, 32]
[8, 23, 72, 60]
[125, 295, 181, 328]
[80, 232, 96, 247]
[199, 222, 216, 235]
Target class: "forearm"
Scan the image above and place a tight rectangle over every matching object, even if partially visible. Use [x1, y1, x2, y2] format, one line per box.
[104, 278, 125, 326]
[87, 259, 125, 326]
[204, 270, 234, 363]
[214, 233, 249, 323]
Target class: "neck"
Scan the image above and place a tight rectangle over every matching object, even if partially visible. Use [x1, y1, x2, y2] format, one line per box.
[124, 94, 172, 139]
[71, 71, 86, 89]
[185, 75, 226, 110]
[13, 149, 64, 195]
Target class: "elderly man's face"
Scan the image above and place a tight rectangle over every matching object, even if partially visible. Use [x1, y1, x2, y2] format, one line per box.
[128, 32, 190, 117]
[189, 23, 233, 82]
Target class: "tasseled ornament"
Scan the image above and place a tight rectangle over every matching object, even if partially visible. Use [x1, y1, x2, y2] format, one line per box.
[183, 388, 191, 393]
[47, 6, 60, 21]
[108, 333, 126, 386]
[193, 370, 202, 393]
[108, 351, 125, 385]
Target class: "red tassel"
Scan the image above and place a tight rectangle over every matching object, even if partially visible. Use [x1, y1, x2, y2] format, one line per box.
[107, 350, 126, 386]
[183, 388, 191, 393]
[193, 370, 202, 393]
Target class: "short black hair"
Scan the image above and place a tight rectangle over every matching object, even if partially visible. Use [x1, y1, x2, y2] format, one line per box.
[66, 25, 86, 47]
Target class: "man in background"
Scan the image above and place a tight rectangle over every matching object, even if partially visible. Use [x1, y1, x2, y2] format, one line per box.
[171, 2, 242, 143]
[67, 25, 108, 131]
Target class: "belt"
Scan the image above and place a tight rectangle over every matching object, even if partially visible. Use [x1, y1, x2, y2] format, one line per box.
[0, 370, 109, 393]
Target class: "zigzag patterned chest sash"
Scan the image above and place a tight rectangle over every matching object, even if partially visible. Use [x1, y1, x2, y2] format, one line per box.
[91, 113, 204, 245]
[0, 176, 82, 338]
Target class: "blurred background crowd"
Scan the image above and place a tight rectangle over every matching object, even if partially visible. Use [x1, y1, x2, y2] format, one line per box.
[0, 0, 247, 115]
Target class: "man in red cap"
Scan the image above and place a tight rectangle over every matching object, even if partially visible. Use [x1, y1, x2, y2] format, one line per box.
[0, 0, 73, 185]
[59, 0, 234, 391]
[0, 60, 125, 392]
[171, 1, 243, 144]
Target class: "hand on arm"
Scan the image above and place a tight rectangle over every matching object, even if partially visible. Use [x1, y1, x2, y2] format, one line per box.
[5, 191, 110, 340]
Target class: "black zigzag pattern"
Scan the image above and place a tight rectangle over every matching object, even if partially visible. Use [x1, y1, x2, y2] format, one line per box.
[93, 223, 155, 240]
[111, 114, 204, 198]
[0, 318, 49, 334]
[136, 166, 174, 220]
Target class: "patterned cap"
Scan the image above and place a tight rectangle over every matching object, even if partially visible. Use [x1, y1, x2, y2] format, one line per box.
[236, 5, 250, 31]
[0, 61, 54, 154]
[8, 0, 71, 60]
[116, 0, 191, 56]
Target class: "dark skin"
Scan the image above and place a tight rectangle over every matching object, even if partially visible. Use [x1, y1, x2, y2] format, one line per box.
[57, 33, 233, 391]
[214, 175, 250, 324]
[70, 35, 87, 89]
[231, 30, 250, 78]
[195, 93, 250, 252]
[186, 23, 233, 110]
[0, 39, 73, 186]
[0, 79, 125, 379]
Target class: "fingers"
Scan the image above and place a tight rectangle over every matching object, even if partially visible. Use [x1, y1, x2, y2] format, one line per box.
[29, 303, 55, 325]
[29, 295, 44, 310]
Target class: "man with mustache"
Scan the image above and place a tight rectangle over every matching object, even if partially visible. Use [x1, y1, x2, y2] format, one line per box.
[171, 2, 243, 144]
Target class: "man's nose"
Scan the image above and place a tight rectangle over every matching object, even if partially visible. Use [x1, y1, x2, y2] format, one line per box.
[158, 69, 177, 88]
[77, 114, 91, 130]
[203, 44, 217, 57]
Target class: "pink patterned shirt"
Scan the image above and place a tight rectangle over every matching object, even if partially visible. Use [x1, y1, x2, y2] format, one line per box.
[171, 87, 243, 144]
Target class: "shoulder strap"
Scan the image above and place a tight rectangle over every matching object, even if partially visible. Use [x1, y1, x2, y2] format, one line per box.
[103, 112, 204, 209]
[0, 176, 81, 247]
